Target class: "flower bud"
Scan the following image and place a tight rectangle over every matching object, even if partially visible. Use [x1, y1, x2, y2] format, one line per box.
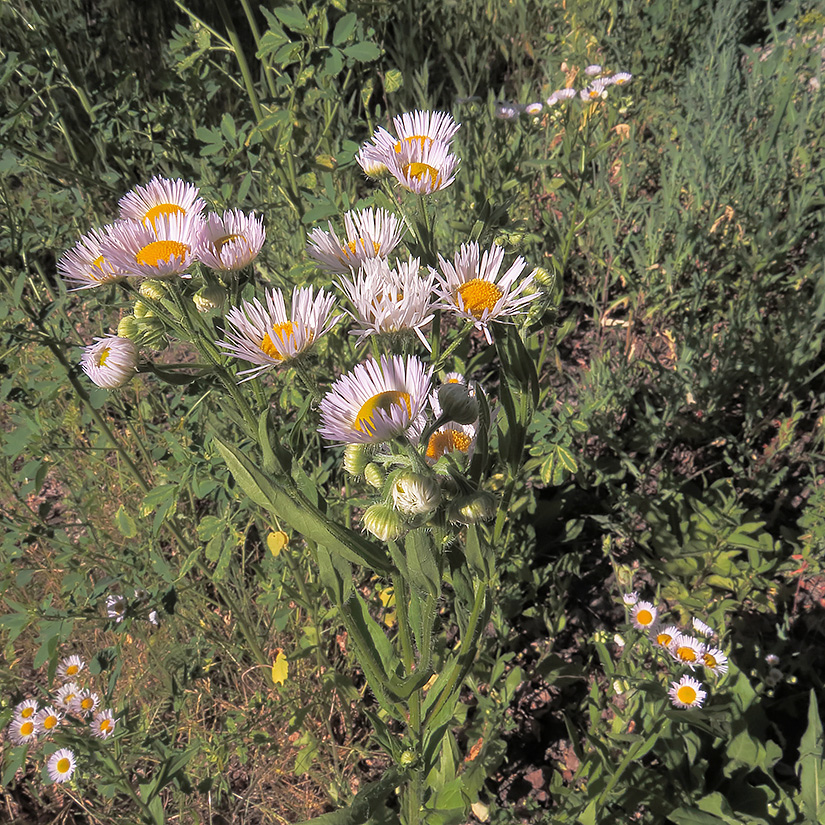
[362, 503, 402, 542]
[344, 444, 372, 477]
[133, 298, 155, 318]
[80, 336, 138, 389]
[447, 491, 497, 525]
[193, 284, 226, 313]
[392, 472, 441, 517]
[438, 383, 478, 425]
[137, 316, 167, 349]
[399, 750, 418, 768]
[139, 279, 167, 301]
[117, 315, 141, 341]
[364, 463, 385, 489]
[531, 266, 556, 291]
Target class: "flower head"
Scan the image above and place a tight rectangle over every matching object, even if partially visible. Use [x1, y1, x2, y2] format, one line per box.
[71, 689, 100, 716]
[653, 624, 681, 649]
[691, 617, 715, 637]
[107, 594, 127, 623]
[81, 336, 138, 389]
[307, 208, 405, 275]
[34, 706, 63, 735]
[318, 354, 432, 445]
[701, 647, 729, 675]
[390, 110, 460, 152]
[8, 715, 38, 745]
[356, 140, 391, 178]
[607, 72, 633, 86]
[56, 682, 81, 712]
[47, 748, 77, 783]
[580, 80, 608, 101]
[433, 242, 538, 343]
[14, 699, 39, 720]
[386, 138, 459, 194]
[91, 709, 117, 740]
[57, 655, 85, 680]
[553, 88, 577, 102]
[585, 64, 603, 76]
[102, 213, 201, 278]
[668, 675, 706, 709]
[494, 102, 523, 120]
[218, 286, 338, 380]
[337, 256, 436, 349]
[630, 600, 657, 630]
[622, 591, 639, 606]
[196, 209, 266, 271]
[58, 225, 125, 290]
[670, 634, 705, 669]
[118, 176, 206, 228]
[391, 472, 442, 516]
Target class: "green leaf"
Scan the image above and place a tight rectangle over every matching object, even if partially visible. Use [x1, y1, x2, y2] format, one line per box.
[256, 27, 289, 58]
[343, 42, 382, 62]
[294, 769, 401, 825]
[332, 12, 357, 45]
[555, 444, 578, 474]
[405, 529, 441, 597]
[115, 505, 137, 538]
[797, 690, 824, 821]
[273, 6, 309, 33]
[384, 68, 403, 93]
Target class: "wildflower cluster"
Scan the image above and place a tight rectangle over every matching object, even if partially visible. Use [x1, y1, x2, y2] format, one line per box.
[7, 655, 117, 785]
[494, 64, 633, 121]
[623, 592, 729, 709]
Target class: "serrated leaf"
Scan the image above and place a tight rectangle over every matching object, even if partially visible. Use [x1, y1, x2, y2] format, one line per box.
[273, 6, 309, 32]
[332, 12, 357, 45]
[115, 505, 137, 538]
[344, 42, 382, 62]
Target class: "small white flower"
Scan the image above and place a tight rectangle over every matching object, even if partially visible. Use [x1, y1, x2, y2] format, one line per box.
[318, 354, 432, 445]
[391, 110, 460, 151]
[218, 286, 339, 380]
[691, 617, 715, 637]
[55, 683, 81, 711]
[47, 748, 77, 783]
[356, 137, 391, 177]
[196, 209, 266, 271]
[306, 208, 405, 275]
[58, 225, 125, 290]
[391, 472, 442, 516]
[668, 675, 706, 709]
[580, 80, 608, 101]
[524, 102, 543, 115]
[91, 709, 117, 739]
[107, 594, 127, 623]
[701, 647, 729, 675]
[81, 336, 138, 389]
[765, 653, 780, 666]
[630, 600, 657, 630]
[670, 635, 705, 669]
[118, 175, 206, 227]
[57, 655, 85, 680]
[652, 624, 681, 649]
[13, 699, 39, 720]
[8, 715, 38, 745]
[386, 138, 460, 194]
[622, 591, 639, 605]
[34, 706, 63, 735]
[607, 72, 633, 87]
[494, 102, 523, 120]
[585, 64, 603, 76]
[71, 689, 100, 716]
[554, 88, 577, 101]
[337, 256, 437, 349]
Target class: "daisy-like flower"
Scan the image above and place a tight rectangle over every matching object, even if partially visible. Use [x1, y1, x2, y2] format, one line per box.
[668, 675, 707, 709]
[8, 715, 38, 745]
[670, 634, 705, 669]
[425, 421, 477, 463]
[318, 354, 432, 445]
[585, 64, 603, 76]
[391, 471, 442, 517]
[494, 102, 523, 120]
[631, 600, 657, 630]
[765, 653, 780, 666]
[107, 594, 127, 622]
[433, 242, 538, 344]
[14, 699, 39, 720]
[71, 689, 100, 716]
[554, 88, 577, 102]
[47, 748, 76, 783]
[58, 226, 125, 290]
[607, 72, 632, 86]
[306, 208, 405, 275]
[386, 138, 460, 194]
[218, 286, 338, 381]
[653, 624, 681, 650]
[91, 709, 116, 740]
[545, 93, 560, 107]
[102, 213, 201, 279]
[34, 706, 63, 735]
[81, 336, 138, 389]
[196, 209, 266, 271]
[55, 683, 81, 712]
[580, 80, 608, 101]
[691, 617, 715, 637]
[338, 256, 437, 349]
[701, 647, 729, 675]
[57, 655, 85, 680]
[524, 102, 544, 115]
[622, 591, 639, 606]
[118, 176, 206, 228]
[390, 110, 460, 154]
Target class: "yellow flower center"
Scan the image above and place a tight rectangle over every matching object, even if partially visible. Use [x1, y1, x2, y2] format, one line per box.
[260, 322, 298, 361]
[656, 632, 673, 647]
[97, 347, 111, 368]
[589, 89, 600, 98]
[676, 646, 697, 662]
[44, 715, 58, 730]
[676, 685, 697, 705]
[402, 162, 441, 188]
[56, 757, 71, 773]
[66, 664, 79, 676]
[353, 391, 412, 434]
[615, 77, 627, 85]
[214, 233, 244, 254]
[87, 254, 110, 282]
[81, 697, 94, 710]
[63, 693, 76, 705]
[136, 240, 189, 267]
[100, 718, 112, 732]
[20, 720, 34, 736]
[144, 203, 185, 227]
[702, 652, 718, 668]
[343, 239, 381, 259]
[457, 279, 503, 319]
[426, 429, 473, 460]
[636, 609, 654, 626]
[395, 135, 432, 153]
[20, 706, 34, 719]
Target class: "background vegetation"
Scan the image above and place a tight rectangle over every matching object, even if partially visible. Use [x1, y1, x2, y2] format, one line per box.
[1, 0, 824, 822]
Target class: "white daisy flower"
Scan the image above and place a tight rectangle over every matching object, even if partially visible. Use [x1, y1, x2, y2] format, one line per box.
[585, 64, 603, 76]
[81, 336, 138, 389]
[102, 213, 201, 279]
[58, 225, 125, 290]
[765, 654, 780, 666]
[425, 421, 477, 464]
[91, 709, 117, 740]
[701, 647, 729, 675]
[356, 136, 392, 177]
[218, 286, 338, 380]
[391, 110, 460, 152]
[71, 689, 100, 716]
[621, 591, 639, 605]
[386, 138, 459, 194]
[652, 624, 681, 649]
[196, 209, 266, 271]
[668, 675, 706, 709]
[318, 354, 432, 445]
[494, 102, 523, 120]
[337, 256, 437, 349]
[524, 102, 544, 115]
[554, 88, 577, 101]
[55, 683, 81, 711]
[13, 699, 39, 720]
[545, 93, 559, 107]
[670, 634, 705, 669]
[8, 715, 38, 745]
[47, 748, 77, 783]
[34, 706, 63, 735]
[106, 594, 127, 622]
[118, 175, 206, 228]
[391, 471, 441, 516]
[580, 80, 608, 101]
[607, 72, 633, 86]
[630, 600, 657, 630]
[57, 655, 85, 680]
[691, 617, 715, 637]
[433, 242, 539, 343]
[306, 208, 405, 275]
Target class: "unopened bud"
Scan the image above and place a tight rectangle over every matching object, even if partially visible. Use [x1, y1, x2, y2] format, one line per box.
[447, 491, 497, 525]
[134, 298, 155, 318]
[137, 315, 166, 349]
[531, 266, 556, 290]
[344, 444, 372, 477]
[362, 503, 402, 542]
[117, 315, 141, 341]
[193, 284, 226, 313]
[392, 472, 441, 517]
[364, 463, 385, 489]
[438, 383, 478, 425]
[139, 279, 167, 301]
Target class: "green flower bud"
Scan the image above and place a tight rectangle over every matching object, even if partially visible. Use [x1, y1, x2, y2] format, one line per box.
[531, 266, 556, 290]
[344, 444, 372, 477]
[137, 316, 167, 349]
[438, 382, 478, 425]
[447, 491, 497, 525]
[139, 279, 167, 301]
[193, 284, 226, 313]
[392, 472, 441, 517]
[362, 503, 402, 542]
[133, 298, 155, 319]
[364, 463, 385, 489]
[399, 750, 418, 768]
[117, 315, 141, 341]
